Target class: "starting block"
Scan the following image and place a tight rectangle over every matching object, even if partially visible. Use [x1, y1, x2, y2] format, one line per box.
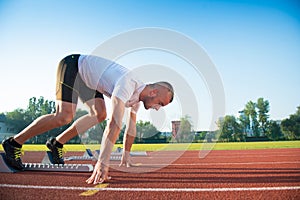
[64, 149, 122, 161]
[23, 163, 93, 172]
[0, 153, 93, 173]
[65, 148, 147, 161]
[64, 149, 97, 161]
[0, 153, 17, 173]
[96, 149, 148, 157]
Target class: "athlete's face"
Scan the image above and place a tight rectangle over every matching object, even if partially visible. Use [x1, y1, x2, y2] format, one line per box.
[143, 88, 172, 110]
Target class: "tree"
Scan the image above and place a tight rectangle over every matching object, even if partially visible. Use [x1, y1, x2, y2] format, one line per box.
[26, 97, 56, 143]
[26, 97, 55, 121]
[266, 120, 283, 141]
[238, 110, 250, 136]
[244, 100, 260, 137]
[117, 124, 126, 144]
[3, 96, 112, 144]
[257, 97, 270, 135]
[4, 97, 56, 143]
[86, 120, 107, 143]
[174, 115, 194, 143]
[68, 109, 89, 144]
[5, 109, 29, 133]
[136, 120, 159, 143]
[281, 106, 300, 140]
[218, 115, 243, 142]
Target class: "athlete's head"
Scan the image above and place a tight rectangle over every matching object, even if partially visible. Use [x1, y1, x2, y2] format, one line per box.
[140, 81, 174, 110]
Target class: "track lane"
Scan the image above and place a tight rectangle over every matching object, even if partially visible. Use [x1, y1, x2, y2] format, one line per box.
[0, 148, 299, 199]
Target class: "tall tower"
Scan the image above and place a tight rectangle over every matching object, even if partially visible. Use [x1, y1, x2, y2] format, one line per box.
[171, 120, 181, 138]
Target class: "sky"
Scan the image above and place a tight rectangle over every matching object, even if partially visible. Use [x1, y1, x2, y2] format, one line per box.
[0, 0, 299, 131]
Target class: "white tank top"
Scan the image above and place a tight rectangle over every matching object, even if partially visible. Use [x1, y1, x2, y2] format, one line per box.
[78, 55, 145, 110]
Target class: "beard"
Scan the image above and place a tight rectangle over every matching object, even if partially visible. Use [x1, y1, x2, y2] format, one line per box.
[142, 97, 153, 110]
[143, 102, 150, 110]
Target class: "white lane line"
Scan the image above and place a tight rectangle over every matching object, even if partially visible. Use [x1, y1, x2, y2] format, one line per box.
[0, 184, 299, 192]
[111, 161, 300, 166]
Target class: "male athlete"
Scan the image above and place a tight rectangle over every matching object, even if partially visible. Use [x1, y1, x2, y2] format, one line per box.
[2, 54, 174, 184]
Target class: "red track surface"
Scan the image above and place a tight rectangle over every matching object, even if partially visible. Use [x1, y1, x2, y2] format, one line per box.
[0, 148, 299, 199]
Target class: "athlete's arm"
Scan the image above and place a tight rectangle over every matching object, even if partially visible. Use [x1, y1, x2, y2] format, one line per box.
[86, 96, 125, 184]
[119, 107, 137, 167]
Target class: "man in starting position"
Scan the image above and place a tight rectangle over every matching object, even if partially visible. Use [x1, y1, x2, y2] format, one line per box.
[2, 54, 174, 184]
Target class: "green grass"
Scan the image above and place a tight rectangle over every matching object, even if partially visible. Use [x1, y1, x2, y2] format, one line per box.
[130, 141, 300, 151]
[0, 141, 298, 152]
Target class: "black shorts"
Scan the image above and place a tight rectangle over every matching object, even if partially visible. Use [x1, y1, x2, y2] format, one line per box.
[56, 54, 104, 104]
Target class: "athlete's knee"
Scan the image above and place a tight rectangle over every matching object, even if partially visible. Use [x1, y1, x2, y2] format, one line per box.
[94, 111, 107, 123]
[54, 112, 74, 126]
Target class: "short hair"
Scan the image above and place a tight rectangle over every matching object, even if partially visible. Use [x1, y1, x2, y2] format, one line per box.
[151, 81, 174, 103]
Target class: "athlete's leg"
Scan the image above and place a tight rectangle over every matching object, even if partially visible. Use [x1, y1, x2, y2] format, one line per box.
[56, 98, 107, 144]
[13, 100, 76, 145]
[2, 54, 79, 168]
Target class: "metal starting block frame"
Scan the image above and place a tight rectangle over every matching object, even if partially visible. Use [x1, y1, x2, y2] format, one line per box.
[0, 153, 93, 173]
[0, 147, 148, 173]
[23, 163, 93, 172]
[65, 155, 122, 161]
[64, 148, 147, 161]
[95, 149, 148, 157]
[64, 149, 123, 161]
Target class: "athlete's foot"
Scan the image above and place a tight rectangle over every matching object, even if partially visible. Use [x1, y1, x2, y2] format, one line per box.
[46, 137, 64, 164]
[2, 137, 24, 170]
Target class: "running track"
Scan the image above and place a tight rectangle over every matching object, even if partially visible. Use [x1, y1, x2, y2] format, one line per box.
[0, 148, 299, 199]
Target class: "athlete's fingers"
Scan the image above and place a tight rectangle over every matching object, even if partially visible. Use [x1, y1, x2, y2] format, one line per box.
[119, 160, 125, 167]
[86, 161, 102, 184]
[126, 162, 132, 168]
[86, 175, 95, 184]
[93, 175, 112, 184]
[119, 160, 132, 168]
[93, 173, 102, 184]
[86, 168, 97, 184]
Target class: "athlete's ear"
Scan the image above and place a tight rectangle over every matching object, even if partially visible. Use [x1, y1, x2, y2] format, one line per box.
[149, 89, 158, 97]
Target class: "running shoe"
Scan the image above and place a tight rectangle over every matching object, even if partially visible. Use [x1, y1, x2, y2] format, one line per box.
[2, 137, 24, 170]
[46, 137, 64, 164]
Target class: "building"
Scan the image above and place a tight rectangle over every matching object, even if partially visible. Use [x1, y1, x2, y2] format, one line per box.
[171, 120, 181, 138]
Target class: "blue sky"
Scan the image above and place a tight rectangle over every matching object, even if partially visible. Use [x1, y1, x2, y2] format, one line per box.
[0, 0, 299, 131]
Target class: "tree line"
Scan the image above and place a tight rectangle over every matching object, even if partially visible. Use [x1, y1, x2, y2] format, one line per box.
[1, 96, 299, 144]
[216, 97, 300, 142]
[0, 96, 169, 144]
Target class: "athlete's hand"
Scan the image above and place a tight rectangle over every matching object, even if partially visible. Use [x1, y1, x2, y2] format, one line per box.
[119, 152, 132, 168]
[86, 161, 110, 184]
